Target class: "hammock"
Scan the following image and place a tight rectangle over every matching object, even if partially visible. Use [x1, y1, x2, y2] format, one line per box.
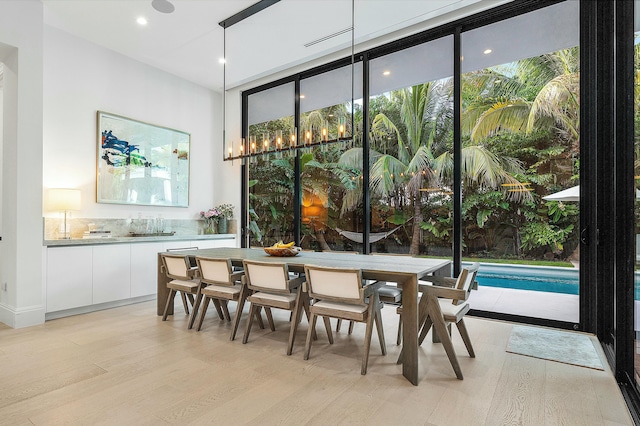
[334, 225, 403, 244]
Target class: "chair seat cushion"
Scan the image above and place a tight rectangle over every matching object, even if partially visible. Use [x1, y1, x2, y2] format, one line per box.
[312, 300, 368, 321]
[378, 285, 402, 303]
[438, 299, 470, 321]
[167, 279, 199, 292]
[202, 284, 242, 298]
[249, 291, 297, 309]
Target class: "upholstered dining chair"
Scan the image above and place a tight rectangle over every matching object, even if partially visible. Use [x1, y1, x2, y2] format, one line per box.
[194, 256, 251, 340]
[160, 253, 201, 328]
[397, 262, 479, 380]
[241, 259, 308, 355]
[303, 265, 386, 375]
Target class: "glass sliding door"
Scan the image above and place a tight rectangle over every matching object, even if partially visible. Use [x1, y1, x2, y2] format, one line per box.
[461, 1, 580, 322]
[246, 82, 295, 247]
[367, 36, 454, 256]
[299, 63, 363, 252]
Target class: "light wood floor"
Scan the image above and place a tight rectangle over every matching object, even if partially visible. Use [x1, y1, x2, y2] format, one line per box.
[0, 300, 632, 425]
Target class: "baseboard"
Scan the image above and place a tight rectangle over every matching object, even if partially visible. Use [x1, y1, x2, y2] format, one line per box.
[44, 295, 156, 321]
[0, 302, 46, 328]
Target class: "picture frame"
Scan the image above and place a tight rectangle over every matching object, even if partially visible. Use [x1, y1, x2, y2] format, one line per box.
[96, 111, 190, 207]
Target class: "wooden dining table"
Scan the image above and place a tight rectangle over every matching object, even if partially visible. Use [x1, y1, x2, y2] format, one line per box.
[157, 247, 452, 386]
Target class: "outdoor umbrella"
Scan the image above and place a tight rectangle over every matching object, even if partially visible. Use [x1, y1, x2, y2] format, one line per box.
[542, 185, 580, 202]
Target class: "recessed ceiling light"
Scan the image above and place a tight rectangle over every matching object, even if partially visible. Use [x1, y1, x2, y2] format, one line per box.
[300, 95, 305, 99]
[137, 17, 148, 25]
[483, 49, 492, 54]
[152, 0, 175, 13]
[383, 70, 391, 76]
[218, 58, 226, 64]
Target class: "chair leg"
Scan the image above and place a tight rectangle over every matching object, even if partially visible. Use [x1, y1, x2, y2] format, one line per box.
[162, 289, 176, 321]
[221, 300, 231, 321]
[230, 286, 248, 341]
[180, 292, 189, 315]
[188, 290, 204, 329]
[361, 305, 375, 375]
[396, 311, 402, 346]
[336, 319, 342, 332]
[348, 321, 355, 335]
[456, 319, 475, 358]
[302, 296, 318, 341]
[304, 312, 318, 360]
[427, 297, 463, 380]
[242, 303, 257, 344]
[322, 316, 334, 344]
[374, 305, 386, 356]
[418, 315, 434, 346]
[265, 307, 276, 331]
[287, 288, 304, 356]
[212, 299, 225, 320]
[196, 297, 210, 331]
[255, 306, 265, 329]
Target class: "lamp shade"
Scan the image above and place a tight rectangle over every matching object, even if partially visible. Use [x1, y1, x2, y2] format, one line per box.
[48, 188, 81, 211]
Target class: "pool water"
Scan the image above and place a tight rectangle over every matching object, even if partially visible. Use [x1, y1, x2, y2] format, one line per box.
[476, 273, 579, 295]
[463, 263, 581, 295]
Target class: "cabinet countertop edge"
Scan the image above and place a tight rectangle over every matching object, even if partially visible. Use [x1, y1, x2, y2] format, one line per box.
[44, 234, 237, 247]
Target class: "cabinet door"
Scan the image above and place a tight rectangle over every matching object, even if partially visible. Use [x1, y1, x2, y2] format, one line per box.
[46, 246, 93, 312]
[131, 242, 164, 297]
[191, 238, 236, 249]
[93, 244, 131, 304]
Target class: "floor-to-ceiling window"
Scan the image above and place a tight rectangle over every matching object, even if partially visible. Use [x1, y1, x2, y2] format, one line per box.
[242, 0, 581, 325]
[368, 36, 454, 257]
[247, 81, 295, 247]
[299, 63, 363, 252]
[461, 1, 580, 323]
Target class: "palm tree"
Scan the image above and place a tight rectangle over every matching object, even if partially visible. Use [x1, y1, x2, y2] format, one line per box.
[462, 48, 580, 154]
[340, 81, 525, 255]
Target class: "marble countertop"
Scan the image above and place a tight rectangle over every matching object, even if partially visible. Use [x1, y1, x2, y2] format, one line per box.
[44, 233, 236, 247]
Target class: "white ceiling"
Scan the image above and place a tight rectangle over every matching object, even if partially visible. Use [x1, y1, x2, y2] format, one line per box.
[41, 0, 510, 92]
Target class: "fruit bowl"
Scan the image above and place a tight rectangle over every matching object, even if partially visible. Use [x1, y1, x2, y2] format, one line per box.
[263, 246, 302, 257]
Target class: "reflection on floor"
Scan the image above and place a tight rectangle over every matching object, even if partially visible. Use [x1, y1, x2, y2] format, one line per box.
[469, 286, 579, 323]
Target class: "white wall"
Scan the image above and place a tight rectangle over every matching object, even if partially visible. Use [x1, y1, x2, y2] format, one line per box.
[43, 25, 228, 222]
[0, 0, 45, 328]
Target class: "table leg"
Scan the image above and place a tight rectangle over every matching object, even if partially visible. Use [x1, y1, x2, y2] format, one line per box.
[157, 253, 171, 316]
[401, 274, 419, 385]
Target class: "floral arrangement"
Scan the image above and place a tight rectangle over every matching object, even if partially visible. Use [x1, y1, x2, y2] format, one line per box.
[200, 204, 234, 232]
[200, 207, 221, 229]
[216, 203, 234, 220]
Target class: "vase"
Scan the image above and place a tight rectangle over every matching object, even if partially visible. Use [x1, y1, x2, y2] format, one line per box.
[204, 222, 216, 234]
[217, 219, 228, 234]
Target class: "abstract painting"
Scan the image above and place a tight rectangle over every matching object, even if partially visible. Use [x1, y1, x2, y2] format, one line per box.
[97, 111, 190, 207]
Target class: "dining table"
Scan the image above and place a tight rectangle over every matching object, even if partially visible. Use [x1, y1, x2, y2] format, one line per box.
[157, 247, 452, 386]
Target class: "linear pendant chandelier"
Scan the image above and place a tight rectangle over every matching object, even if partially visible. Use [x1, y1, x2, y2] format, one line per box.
[219, 0, 356, 162]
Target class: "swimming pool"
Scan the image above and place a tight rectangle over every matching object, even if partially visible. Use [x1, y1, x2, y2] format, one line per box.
[463, 262, 580, 295]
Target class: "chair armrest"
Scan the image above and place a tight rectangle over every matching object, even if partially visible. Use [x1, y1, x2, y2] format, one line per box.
[229, 271, 244, 283]
[419, 275, 457, 287]
[288, 276, 305, 289]
[422, 284, 467, 301]
[362, 280, 384, 297]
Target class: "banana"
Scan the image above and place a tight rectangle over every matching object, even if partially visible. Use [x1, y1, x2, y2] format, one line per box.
[273, 240, 295, 248]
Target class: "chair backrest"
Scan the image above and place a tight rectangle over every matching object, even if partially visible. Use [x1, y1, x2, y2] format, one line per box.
[162, 254, 193, 280]
[453, 262, 479, 304]
[196, 257, 233, 286]
[166, 247, 199, 267]
[304, 265, 363, 303]
[243, 260, 290, 292]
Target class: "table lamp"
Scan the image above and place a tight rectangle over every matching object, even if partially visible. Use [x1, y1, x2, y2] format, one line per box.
[48, 188, 81, 239]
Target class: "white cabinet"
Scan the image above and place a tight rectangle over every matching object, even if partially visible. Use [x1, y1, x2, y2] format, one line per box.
[131, 242, 164, 297]
[46, 246, 93, 312]
[45, 236, 236, 316]
[93, 244, 131, 304]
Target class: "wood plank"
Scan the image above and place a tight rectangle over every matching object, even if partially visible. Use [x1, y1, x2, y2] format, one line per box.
[0, 301, 632, 425]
